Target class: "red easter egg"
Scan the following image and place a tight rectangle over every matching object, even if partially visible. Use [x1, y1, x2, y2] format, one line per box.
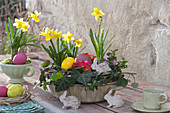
[76, 54, 92, 64]
[0, 86, 8, 97]
[13, 53, 27, 65]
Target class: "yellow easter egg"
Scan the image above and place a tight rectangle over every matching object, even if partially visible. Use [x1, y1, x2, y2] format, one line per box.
[7, 84, 24, 98]
[61, 57, 75, 70]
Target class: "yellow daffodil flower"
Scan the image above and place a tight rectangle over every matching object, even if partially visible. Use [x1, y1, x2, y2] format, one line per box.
[75, 38, 83, 47]
[13, 18, 25, 28]
[63, 31, 75, 43]
[30, 10, 41, 22]
[40, 27, 52, 41]
[21, 22, 30, 32]
[91, 8, 105, 20]
[51, 29, 62, 41]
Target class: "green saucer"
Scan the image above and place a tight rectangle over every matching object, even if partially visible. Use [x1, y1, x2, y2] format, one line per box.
[131, 101, 170, 113]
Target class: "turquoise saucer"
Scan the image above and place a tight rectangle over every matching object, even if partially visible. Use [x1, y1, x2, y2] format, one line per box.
[131, 101, 170, 113]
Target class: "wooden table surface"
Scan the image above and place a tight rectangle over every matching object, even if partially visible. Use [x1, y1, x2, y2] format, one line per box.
[0, 52, 170, 113]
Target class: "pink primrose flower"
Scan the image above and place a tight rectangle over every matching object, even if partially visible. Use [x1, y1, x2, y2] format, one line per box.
[71, 60, 91, 71]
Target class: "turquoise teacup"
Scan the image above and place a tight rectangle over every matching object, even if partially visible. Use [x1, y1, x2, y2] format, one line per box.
[143, 89, 168, 110]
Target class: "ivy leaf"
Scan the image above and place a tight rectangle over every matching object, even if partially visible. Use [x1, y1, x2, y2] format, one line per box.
[55, 77, 75, 92]
[110, 71, 119, 77]
[131, 82, 138, 88]
[116, 78, 128, 87]
[43, 85, 48, 90]
[40, 71, 46, 82]
[77, 71, 95, 86]
[71, 68, 81, 78]
[116, 75, 128, 87]
[50, 72, 63, 81]
[34, 82, 37, 85]
[41, 60, 50, 68]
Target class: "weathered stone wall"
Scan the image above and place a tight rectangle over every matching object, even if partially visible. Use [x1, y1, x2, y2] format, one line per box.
[26, 0, 170, 86]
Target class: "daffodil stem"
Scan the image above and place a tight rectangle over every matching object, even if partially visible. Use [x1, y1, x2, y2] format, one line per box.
[57, 38, 59, 52]
[96, 17, 103, 64]
[75, 47, 78, 58]
[26, 13, 31, 22]
[97, 17, 103, 44]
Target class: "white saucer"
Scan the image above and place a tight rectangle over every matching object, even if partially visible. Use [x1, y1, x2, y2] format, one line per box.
[131, 100, 170, 113]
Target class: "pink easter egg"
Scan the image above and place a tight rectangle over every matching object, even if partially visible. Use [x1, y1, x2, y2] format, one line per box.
[13, 53, 27, 65]
[76, 54, 92, 64]
[0, 86, 8, 97]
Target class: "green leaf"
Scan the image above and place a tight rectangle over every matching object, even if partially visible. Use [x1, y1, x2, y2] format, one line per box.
[50, 72, 63, 81]
[110, 71, 119, 77]
[116, 75, 128, 87]
[17, 30, 24, 47]
[25, 34, 33, 39]
[25, 35, 36, 43]
[78, 46, 86, 54]
[56, 38, 60, 52]
[77, 74, 91, 86]
[103, 42, 112, 56]
[117, 78, 128, 87]
[99, 29, 104, 60]
[131, 82, 138, 88]
[26, 39, 39, 43]
[34, 82, 37, 85]
[5, 22, 12, 47]
[97, 18, 103, 44]
[104, 36, 114, 47]
[122, 57, 125, 61]
[103, 28, 109, 42]
[8, 17, 14, 37]
[24, 44, 41, 48]
[50, 40, 57, 57]
[89, 28, 98, 54]
[55, 77, 75, 92]
[77, 71, 96, 86]
[49, 46, 56, 62]
[71, 68, 81, 78]
[0, 41, 8, 44]
[43, 85, 48, 90]
[41, 44, 52, 58]
[40, 71, 46, 82]
[41, 60, 50, 68]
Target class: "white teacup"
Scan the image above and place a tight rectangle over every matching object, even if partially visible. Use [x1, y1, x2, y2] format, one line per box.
[143, 88, 168, 110]
[0, 63, 35, 83]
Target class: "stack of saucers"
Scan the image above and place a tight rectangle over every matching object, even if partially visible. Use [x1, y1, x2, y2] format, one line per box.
[0, 100, 44, 113]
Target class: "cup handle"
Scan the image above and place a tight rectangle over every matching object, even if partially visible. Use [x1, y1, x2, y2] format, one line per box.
[23, 66, 35, 77]
[158, 93, 168, 105]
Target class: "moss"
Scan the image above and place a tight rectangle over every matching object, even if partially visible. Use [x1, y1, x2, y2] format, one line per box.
[1, 58, 12, 64]
[1, 58, 32, 64]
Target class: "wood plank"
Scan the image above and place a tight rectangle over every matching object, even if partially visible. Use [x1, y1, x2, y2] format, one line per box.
[22, 82, 114, 113]
[96, 88, 141, 113]
[96, 84, 170, 113]
[1, 53, 170, 113]
[0, 59, 115, 113]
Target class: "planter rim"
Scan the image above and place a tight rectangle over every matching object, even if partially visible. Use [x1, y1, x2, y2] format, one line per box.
[50, 81, 121, 89]
[70, 81, 117, 87]
[0, 62, 32, 67]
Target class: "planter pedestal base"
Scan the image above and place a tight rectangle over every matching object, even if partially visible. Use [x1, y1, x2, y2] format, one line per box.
[50, 83, 123, 103]
[8, 78, 25, 83]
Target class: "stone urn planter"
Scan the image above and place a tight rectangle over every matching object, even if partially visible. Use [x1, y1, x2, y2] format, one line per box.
[0, 63, 35, 83]
[49, 82, 123, 103]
